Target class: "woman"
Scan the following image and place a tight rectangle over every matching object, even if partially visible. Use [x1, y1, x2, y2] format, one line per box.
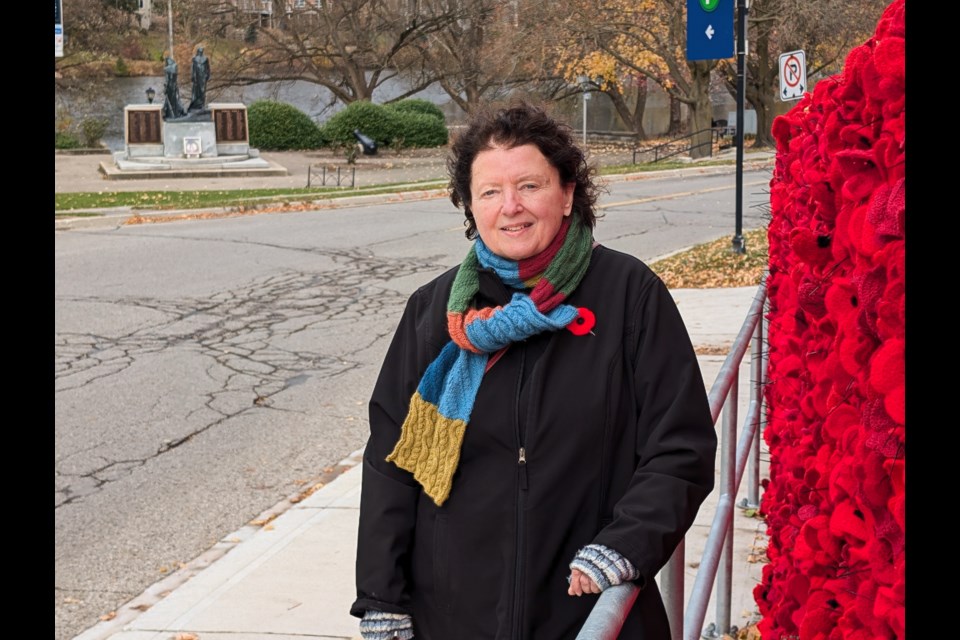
[351, 102, 717, 639]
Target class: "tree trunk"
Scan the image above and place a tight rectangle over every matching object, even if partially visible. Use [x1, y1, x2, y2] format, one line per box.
[606, 78, 647, 140]
[667, 93, 682, 136]
[687, 60, 714, 159]
[747, 27, 776, 148]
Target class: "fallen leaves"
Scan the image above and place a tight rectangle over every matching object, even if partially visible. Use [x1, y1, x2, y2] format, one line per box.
[174, 633, 200, 640]
[290, 482, 325, 503]
[99, 611, 117, 621]
[650, 228, 768, 289]
[251, 513, 279, 528]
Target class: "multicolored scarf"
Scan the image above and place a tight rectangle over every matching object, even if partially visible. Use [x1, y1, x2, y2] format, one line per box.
[386, 215, 595, 506]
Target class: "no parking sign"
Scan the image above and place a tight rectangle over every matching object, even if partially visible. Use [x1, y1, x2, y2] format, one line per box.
[779, 50, 806, 101]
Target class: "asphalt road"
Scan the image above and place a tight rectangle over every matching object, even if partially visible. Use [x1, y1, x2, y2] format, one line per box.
[55, 167, 771, 640]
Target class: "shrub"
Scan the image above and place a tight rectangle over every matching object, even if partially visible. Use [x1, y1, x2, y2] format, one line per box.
[81, 117, 109, 148]
[247, 100, 325, 150]
[115, 56, 130, 76]
[389, 111, 448, 148]
[55, 132, 83, 149]
[388, 99, 445, 123]
[321, 100, 448, 149]
[320, 101, 403, 147]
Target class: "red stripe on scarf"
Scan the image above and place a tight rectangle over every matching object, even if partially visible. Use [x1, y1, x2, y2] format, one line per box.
[529, 280, 562, 310]
[517, 217, 571, 281]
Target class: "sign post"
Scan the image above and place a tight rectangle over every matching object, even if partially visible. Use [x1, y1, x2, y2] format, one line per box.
[779, 50, 807, 101]
[55, 0, 64, 57]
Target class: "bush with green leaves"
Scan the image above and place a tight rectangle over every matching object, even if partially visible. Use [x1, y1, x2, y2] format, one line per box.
[321, 100, 448, 149]
[247, 100, 325, 150]
[387, 99, 445, 123]
[55, 132, 83, 149]
[320, 101, 402, 148]
[388, 111, 448, 148]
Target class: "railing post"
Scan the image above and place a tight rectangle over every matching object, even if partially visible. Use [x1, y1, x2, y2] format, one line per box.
[744, 309, 764, 508]
[716, 373, 737, 635]
[661, 541, 685, 640]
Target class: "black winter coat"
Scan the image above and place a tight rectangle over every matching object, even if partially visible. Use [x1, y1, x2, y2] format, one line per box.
[352, 244, 717, 639]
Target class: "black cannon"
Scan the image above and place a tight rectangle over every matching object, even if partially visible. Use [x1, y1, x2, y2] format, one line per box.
[353, 129, 378, 155]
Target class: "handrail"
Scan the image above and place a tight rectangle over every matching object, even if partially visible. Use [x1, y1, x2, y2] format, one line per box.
[576, 280, 768, 640]
[631, 127, 730, 164]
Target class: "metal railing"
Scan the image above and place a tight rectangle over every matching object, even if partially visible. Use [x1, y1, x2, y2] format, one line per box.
[306, 164, 356, 188]
[576, 280, 768, 640]
[631, 127, 734, 164]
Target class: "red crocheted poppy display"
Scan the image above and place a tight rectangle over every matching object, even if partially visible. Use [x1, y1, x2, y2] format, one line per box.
[756, 1, 904, 638]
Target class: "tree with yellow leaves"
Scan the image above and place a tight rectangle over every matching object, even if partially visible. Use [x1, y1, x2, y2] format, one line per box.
[554, 0, 723, 157]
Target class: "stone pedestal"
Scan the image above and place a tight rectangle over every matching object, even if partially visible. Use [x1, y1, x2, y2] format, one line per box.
[163, 120, 218, 158]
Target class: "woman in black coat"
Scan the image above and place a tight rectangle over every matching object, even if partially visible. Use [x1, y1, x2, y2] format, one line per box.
[351, 102, 717, 640]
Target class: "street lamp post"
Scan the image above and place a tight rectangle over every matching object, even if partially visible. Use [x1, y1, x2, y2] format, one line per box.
[167, 0, 174, 60]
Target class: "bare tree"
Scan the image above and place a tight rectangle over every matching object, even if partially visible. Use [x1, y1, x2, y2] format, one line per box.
[406, 0, 564, 114]
[215, 0, 457, 105]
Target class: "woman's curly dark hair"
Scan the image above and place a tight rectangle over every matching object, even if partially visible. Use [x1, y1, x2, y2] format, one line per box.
[447, 101, 601, 240]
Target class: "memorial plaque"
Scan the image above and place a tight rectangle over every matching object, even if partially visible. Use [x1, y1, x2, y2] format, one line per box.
[214, 108, 248, 143]
[127, 109, 162, 144]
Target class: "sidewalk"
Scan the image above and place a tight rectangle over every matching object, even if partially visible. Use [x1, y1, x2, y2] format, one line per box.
[72, 285, 767, 640]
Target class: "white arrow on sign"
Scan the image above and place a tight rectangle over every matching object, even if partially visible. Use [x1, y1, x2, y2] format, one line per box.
[705, 24, 715, 39]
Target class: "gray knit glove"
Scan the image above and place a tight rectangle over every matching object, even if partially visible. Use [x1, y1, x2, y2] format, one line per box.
[569, 543, 641, 591]
[359, 610, 414, 640]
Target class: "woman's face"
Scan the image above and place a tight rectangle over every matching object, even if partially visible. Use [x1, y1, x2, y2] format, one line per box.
[469, 143, 575, 261]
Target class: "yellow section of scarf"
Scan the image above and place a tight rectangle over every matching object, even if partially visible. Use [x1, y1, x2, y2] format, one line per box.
[386, 391, 468, 506]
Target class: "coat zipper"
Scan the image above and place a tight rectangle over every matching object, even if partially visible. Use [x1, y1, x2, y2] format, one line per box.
[512, 346, 528, 639]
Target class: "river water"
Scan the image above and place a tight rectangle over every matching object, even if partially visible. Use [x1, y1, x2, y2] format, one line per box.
[54, 75, 461, 150]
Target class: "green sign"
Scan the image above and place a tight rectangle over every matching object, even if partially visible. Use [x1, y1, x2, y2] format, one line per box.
[698, 0, 719, 11]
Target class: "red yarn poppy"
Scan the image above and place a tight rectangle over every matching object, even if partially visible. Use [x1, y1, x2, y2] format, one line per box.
[566, 307, 595, 336]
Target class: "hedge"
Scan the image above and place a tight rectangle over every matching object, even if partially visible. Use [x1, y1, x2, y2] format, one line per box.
[321, 100, 448, 149]
[247, 100, 325, 150]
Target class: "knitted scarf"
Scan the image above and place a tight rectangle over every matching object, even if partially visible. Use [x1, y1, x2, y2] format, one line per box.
[386, 215, 594, 506]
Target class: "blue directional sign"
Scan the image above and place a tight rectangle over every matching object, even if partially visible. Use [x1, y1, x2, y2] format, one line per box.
[687, 0, 734, 61]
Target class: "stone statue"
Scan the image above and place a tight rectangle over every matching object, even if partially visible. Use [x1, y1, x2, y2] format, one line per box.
[188, 47, 211, 113]
[162, 57, 186, 120]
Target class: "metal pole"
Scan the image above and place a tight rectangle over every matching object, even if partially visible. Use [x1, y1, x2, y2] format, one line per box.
[660, 542, 685, 640]
[731, 0, 747, 254]
[746, 308, 763, 507]
[575, 583, 640, 640]
[167, 0, 174, 58]
[717, 374, 737, 635]
[583, 91, 588, 147]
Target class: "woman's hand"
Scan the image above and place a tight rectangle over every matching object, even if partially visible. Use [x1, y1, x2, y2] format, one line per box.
[567, 568, 601, 596]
